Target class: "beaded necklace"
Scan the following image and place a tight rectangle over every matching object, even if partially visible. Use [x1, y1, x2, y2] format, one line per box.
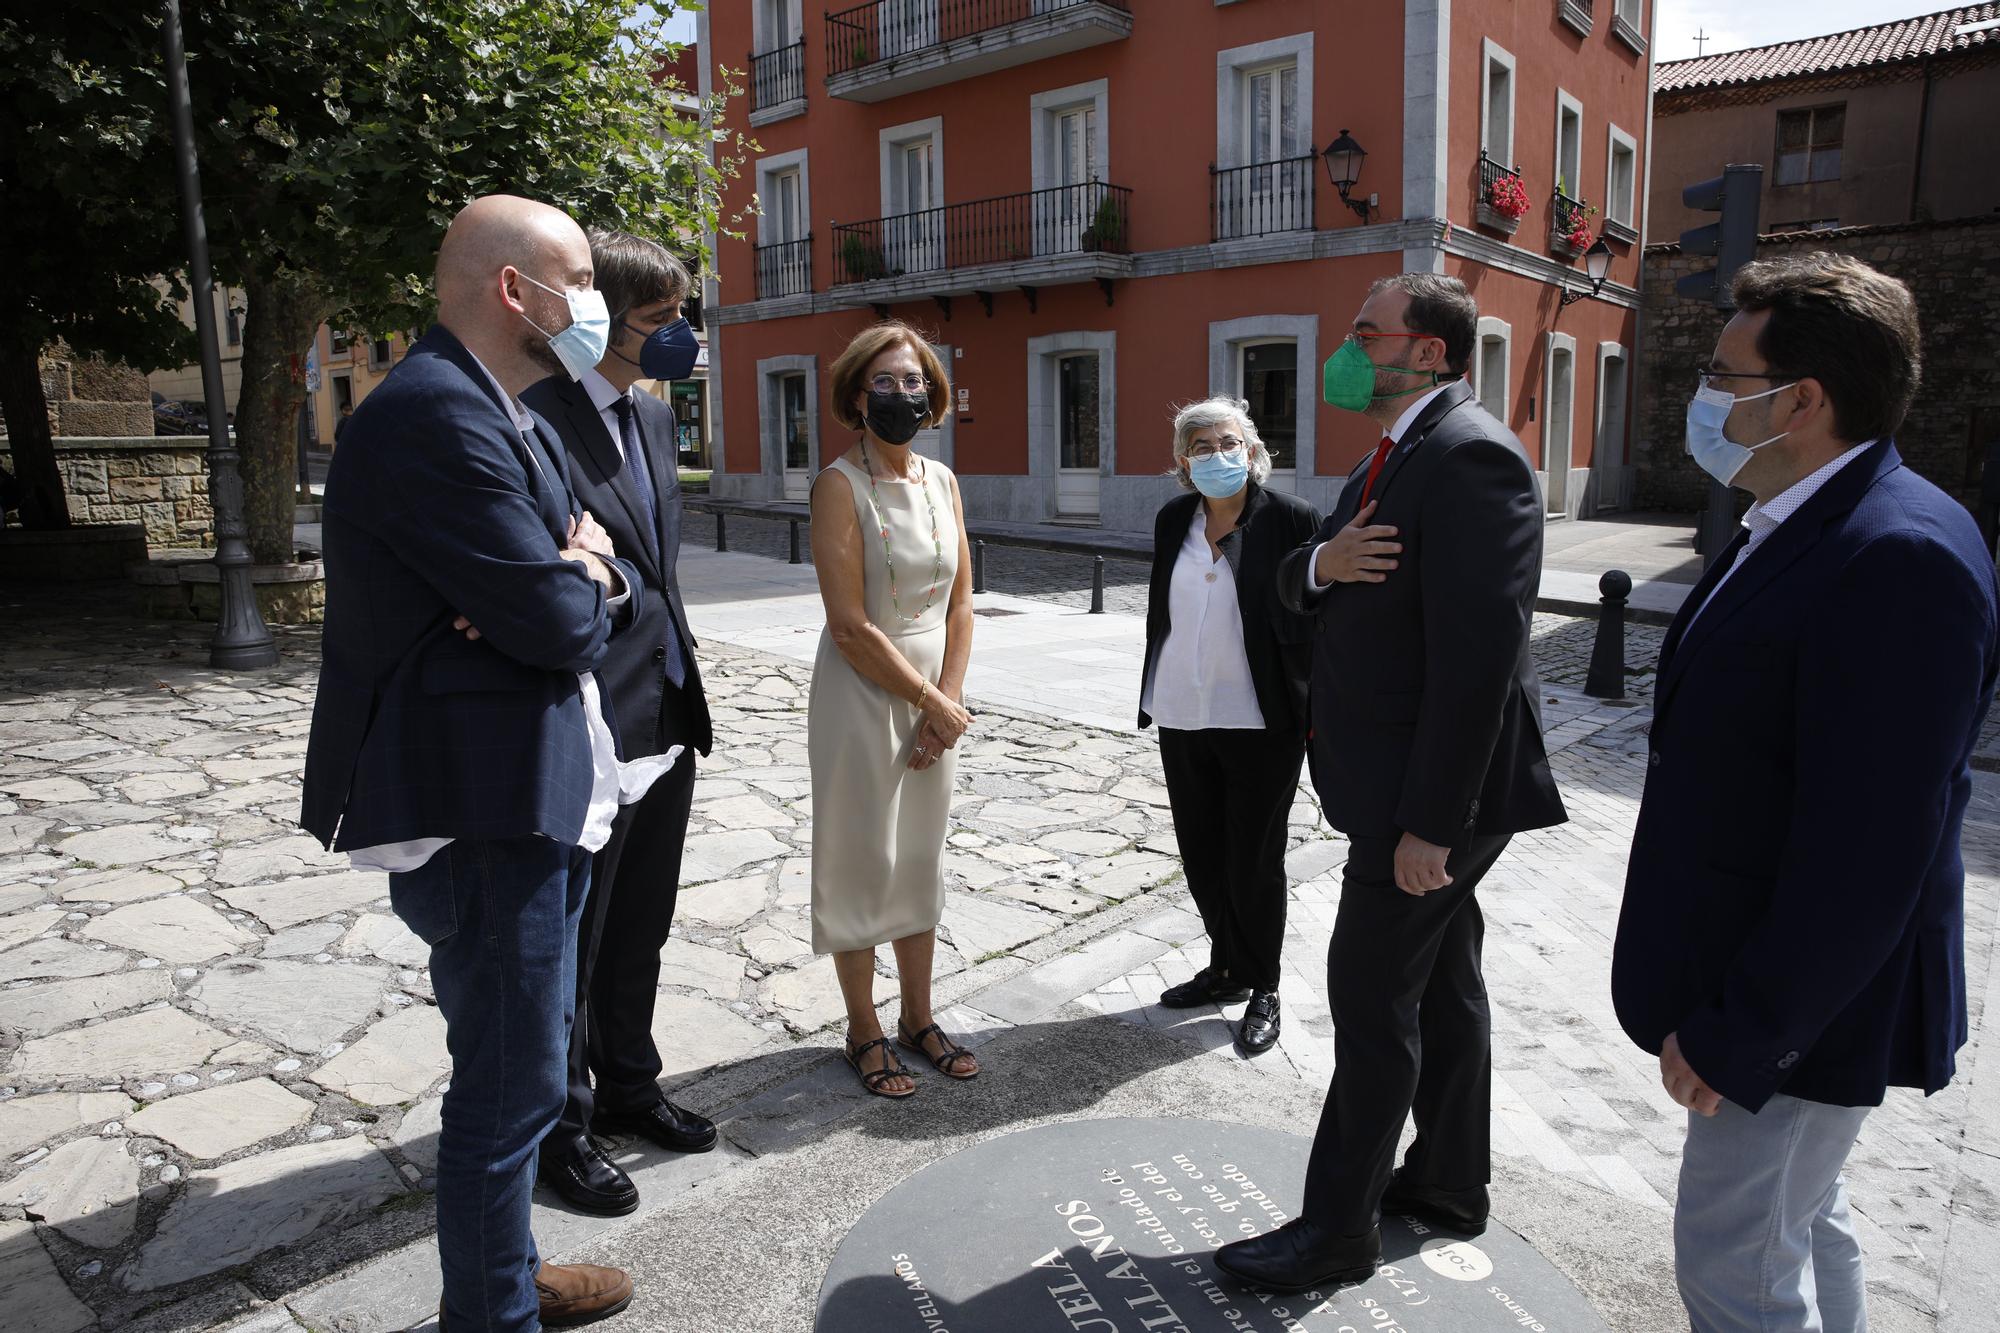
[856, 438, 944, 623]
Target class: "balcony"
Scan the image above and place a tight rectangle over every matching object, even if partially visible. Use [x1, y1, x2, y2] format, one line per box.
[824, 0, 1133, 104]
[749, 41, 806, 125]
[1550, 190, 1593, 258]
[1211, 156, 1316, 242]
[830, 181, 1132, 303]
[1477, 153, 1529, 236]
[755, 236, 813, 301]
[1611, 8, 1648, 55]
[1558, 0, 1593, 38]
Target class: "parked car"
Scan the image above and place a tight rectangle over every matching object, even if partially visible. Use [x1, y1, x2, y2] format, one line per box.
[151, 392, 206, 436]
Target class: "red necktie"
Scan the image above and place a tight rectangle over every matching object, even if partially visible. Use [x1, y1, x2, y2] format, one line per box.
[1360, 435, 1396, 505]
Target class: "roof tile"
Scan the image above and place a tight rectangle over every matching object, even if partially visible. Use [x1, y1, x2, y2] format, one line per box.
[1654, 4, 1997, 93]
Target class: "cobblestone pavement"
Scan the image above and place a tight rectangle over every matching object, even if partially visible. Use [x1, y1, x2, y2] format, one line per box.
[0, 578, 1991, 1331]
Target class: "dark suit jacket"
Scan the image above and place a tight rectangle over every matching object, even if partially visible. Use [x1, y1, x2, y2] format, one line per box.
[1139, 481, 1322, 736]
[1613, 440, 1999, 1111]
[300, 325, 641, 851]
[523, 375, 712, 760]
[1277, 380, 1567, 846]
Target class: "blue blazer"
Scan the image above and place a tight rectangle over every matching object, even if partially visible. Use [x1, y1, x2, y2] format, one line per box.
[300, 325, 642, 852]
[1613, 440, 1999, 1111]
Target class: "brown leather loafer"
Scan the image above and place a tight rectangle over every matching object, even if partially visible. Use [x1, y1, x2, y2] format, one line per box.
[536, 1261, 634, 1326]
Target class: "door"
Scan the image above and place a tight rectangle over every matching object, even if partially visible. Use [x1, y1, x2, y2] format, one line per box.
[878, 0, 936, 59]
[887, 138, 939, 275]
[910, 342, 950, 464]
[1056, 352, 1101, 520]
[1041, 105, 1097, 254]
[780, 373, 812, 501]
[1243, 62, 1302, 234]
[1546, 346, 1573, 515]
[1595, 353, 1628, 510]
[765, 168, 807, 296]
[1239, 341, 1298, 492]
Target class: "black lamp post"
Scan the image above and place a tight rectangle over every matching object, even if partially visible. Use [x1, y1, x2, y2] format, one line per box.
[1321, 130, 1374, 222]
[162, 0, 277, 669]
[1559, 237, 1615, 308]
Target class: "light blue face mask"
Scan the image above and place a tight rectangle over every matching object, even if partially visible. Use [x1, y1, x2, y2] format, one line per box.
[1685, 380, 1793, 487]
[518, 271, 611, 381]
[1189, 449, 1250, 499]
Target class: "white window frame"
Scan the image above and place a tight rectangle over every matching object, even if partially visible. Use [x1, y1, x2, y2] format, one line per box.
[1208, 314, 1318, 483]
[1029, 80, 1109, 192]
[754, 149, 812, 251]
[1026, 330, 1117, 507]
[758, 354, 820, 490]
[1605, 123, 1639, 229]
[1554, 89, 1584, 201]
[1481, 40, 1517, 167]
[1216, 34, 1313, 170]
[1543, 331, 1578, 514]
[879, 116, 944, 218]
[1473, 317, 1512, 425]
[751, 0, 802, 53]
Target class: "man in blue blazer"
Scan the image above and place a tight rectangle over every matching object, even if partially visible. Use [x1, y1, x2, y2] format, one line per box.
[1614, 253, 1998, 1332]
[302, 195, 658, 1331]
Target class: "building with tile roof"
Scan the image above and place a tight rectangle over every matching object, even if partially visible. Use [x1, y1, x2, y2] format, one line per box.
[1648, 5, 2000, 237]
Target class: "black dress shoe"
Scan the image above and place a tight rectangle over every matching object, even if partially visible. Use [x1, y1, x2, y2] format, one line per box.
[1235, 989, 1281, 1054]
[1379, 1169, 1489, 1236]
[594, 1097, 719, 1154]
[537, 1135, 638, 1216]
[1214, 1218, 1380, 1294]
[1159, 967, 1253, 1009]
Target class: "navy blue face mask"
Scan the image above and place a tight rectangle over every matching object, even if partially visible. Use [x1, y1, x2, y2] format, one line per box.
[624, 316, 699, 381]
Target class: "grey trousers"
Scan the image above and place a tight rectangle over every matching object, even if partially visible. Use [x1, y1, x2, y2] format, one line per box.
[1675, 1093, 1872, 1333]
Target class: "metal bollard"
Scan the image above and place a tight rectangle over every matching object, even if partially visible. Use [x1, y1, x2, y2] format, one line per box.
[973, 539, 986, 593]
[788, 519, 801, 564]
[1583, 568, 1631, 700]
[715, 510, 728, 553]
[1090, 556, 1105, 614]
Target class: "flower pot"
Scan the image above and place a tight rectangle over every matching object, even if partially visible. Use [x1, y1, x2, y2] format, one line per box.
[1477, 203, 1522, 236]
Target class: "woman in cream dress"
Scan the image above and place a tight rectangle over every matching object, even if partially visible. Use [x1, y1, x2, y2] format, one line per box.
[808, 320, 979, 1097]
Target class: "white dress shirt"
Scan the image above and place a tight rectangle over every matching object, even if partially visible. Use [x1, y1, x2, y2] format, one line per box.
[582, 368, 636, 461]
[346, 358, 675, 874]
[1305, 383, 1454, 592]
[1141, 508, 1268, 730]
[1688, 441, 1876, 626]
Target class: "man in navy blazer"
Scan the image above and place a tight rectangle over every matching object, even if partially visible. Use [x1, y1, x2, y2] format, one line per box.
[1614, 253, 1999, 1332]
[302, 196, 655, 1331]
[523, 231, 717, 1216]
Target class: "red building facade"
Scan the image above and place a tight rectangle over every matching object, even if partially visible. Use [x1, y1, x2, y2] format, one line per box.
[699, 0, 1653, 530]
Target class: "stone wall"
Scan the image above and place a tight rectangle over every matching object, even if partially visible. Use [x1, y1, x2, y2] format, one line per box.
[0, 438, 213, 548]
[1635, 215, 2000, 512]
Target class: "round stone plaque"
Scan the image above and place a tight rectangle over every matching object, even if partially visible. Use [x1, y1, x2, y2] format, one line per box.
[817, 1117, 1607, 1333]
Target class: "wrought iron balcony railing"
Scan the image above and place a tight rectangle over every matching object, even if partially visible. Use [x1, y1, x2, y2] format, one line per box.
[1210, 155, 1316, 242]
[825, 0, 1131, 77]
[750, 41, 806, 112]
[1551, 190, 1592, 247]
[830, 181, 1130, 285]
[755, 235, 813, 301]
[1477, 152, 1528, 231]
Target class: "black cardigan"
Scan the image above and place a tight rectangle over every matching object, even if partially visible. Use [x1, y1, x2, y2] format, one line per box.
[1138, 481, 1323, 736]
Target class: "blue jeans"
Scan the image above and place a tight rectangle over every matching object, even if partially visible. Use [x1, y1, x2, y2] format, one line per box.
[1675, 1094, 1871, 1333]
[391, 836, 590, 1333]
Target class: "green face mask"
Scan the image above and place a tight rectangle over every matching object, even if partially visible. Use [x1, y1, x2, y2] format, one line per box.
[1321, 336, 1439, 412]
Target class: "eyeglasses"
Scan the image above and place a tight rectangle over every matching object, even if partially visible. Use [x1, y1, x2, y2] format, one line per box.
[1186, 437, 1246, 460]
[870, 373, 931, 395]
[1696, 367, 1796, 393]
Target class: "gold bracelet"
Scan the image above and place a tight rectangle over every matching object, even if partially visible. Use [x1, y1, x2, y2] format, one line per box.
[915, 680, 930, 709]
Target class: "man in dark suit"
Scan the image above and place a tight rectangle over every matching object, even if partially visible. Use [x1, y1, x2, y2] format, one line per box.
[1216, 273, 1567, 1292]
[302, 195, 654, 1331]
[523, 231, 716, 1214]
[1614, 253, 1998, 1331]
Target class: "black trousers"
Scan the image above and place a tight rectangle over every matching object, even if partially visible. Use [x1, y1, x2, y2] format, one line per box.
[1157, 726, 1306, 993]
[1301, 830, 1512, 1231]
[555, 723, 699, 1141]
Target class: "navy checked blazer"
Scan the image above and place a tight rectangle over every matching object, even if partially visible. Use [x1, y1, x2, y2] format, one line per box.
[301, 324, 642, 852]
[1614, 440, 1999, 1111]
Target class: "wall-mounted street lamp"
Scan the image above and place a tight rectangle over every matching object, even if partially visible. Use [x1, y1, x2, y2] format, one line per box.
[1321, 130, 1376, 222]
[1559, 237, 1614, 307]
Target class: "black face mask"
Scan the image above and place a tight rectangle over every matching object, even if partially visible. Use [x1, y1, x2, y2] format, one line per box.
[864, 389, 929, 446]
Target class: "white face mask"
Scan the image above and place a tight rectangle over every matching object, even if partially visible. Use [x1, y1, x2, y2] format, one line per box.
[517, 271, 610, 381]
[1685, 379, 1793, 487]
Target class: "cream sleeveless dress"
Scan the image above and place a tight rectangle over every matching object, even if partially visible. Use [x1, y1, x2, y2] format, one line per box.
[808, 453, 962, 953]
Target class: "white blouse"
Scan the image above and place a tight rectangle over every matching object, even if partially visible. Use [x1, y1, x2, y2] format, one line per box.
[1141, 509, 1268, 731]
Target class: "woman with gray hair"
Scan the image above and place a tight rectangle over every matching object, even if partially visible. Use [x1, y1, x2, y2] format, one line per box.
[1138, 397, 1322, 1054]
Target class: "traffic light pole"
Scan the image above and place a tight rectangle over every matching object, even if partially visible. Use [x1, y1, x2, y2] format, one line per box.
[1676, 162, 1765, 568]
[162, 0, 277, 669]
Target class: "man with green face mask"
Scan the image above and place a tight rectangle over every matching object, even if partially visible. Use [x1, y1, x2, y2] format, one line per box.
[1214, 273, 1567, 1294]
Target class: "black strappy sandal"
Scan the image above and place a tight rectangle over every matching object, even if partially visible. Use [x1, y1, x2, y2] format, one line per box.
[845, 1035, 917, 1098]
[898, 1020, 979, 1080]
